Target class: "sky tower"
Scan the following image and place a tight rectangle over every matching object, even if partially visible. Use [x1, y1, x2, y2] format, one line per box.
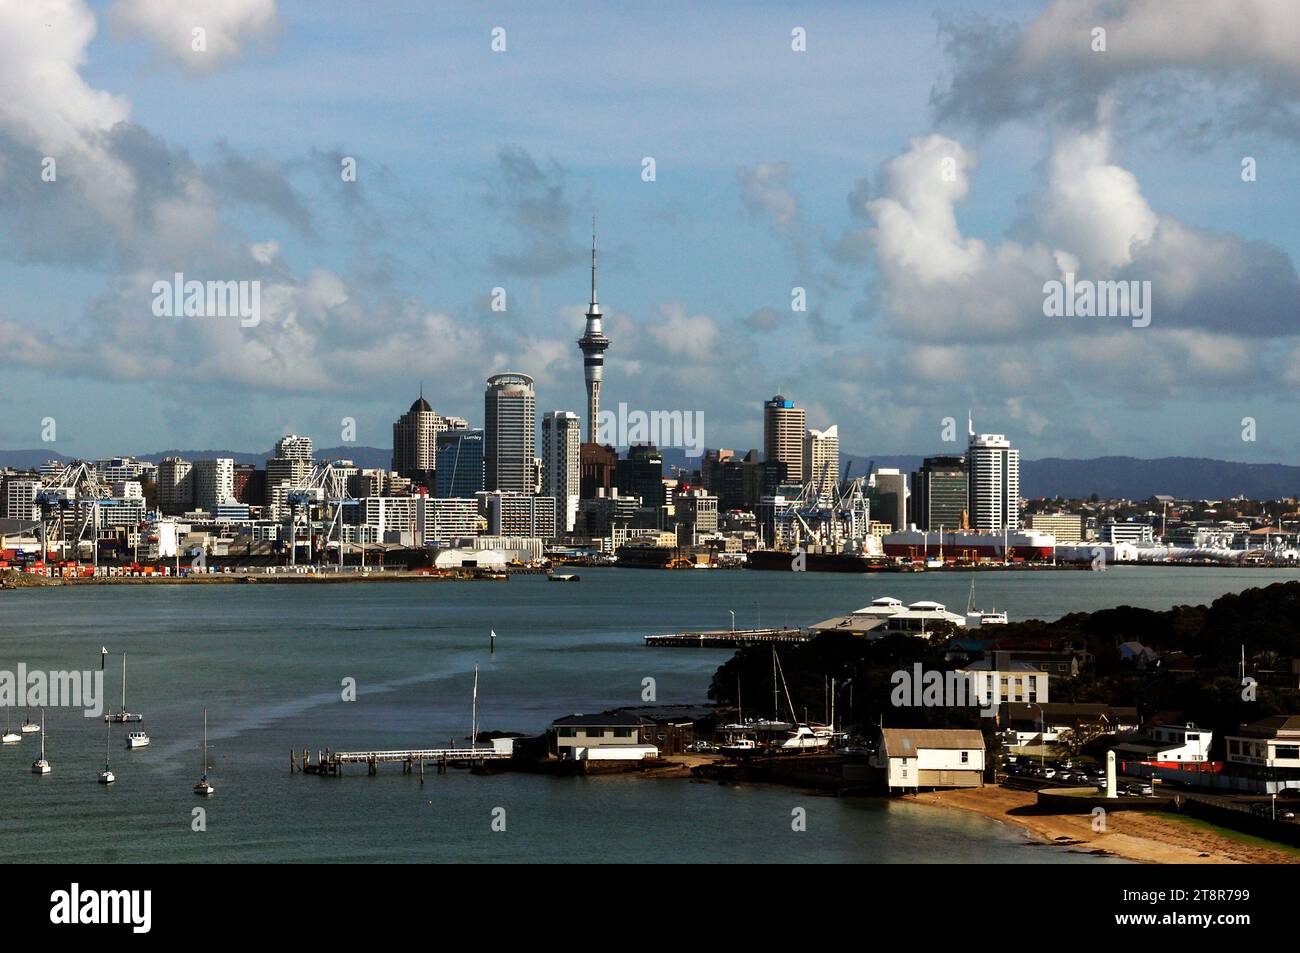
[577, 218, 610, 443]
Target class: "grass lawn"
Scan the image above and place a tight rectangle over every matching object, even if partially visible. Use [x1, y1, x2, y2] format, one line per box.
[1150, 811, 1300, 859]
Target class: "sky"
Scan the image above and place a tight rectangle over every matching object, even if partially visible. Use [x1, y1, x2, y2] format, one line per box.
[1, 0, 1298, 463]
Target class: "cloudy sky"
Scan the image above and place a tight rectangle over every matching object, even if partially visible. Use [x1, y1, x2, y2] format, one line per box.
[1, 0, 1297, 463]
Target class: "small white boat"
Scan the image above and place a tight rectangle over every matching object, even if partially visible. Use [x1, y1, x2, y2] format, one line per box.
[31, 711, 50, 774]
[194, 708, 215, 797]
[98, 720, 115, 784]
[2, 709, 20, 744]
[719, 738, 757, 756]
[20, 709, 40, 734]
[126, 730, 150, 749]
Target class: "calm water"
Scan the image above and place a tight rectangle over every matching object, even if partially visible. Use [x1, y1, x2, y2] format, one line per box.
[2, 565, 1295, 863]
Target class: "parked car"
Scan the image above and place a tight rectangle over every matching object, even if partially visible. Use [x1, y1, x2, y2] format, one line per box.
[1122, 780, 1154, 796]
[1251, 802, 1297, 820]
[684, 741, 716, 753]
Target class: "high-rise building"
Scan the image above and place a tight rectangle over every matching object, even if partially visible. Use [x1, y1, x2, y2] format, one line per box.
[804, 425, 840, 498]
[192, 459, 235, 512]
[275, 434, 314, 462]
[477, 491, 557, 539]
[392, 393, 440, 489]
[2, 477, 40, 521]
[872, 469, 908, 534]
[576, 223, 610, 443]
[435, 429, 485, 499]
[912, 455, 967, 531]
[967, 417, 1020, 532]
[484, 373, 536, 493]
[542, 411, 582, 533]
[615, 444, 665, 509]
[1026, 512, 1083, 543]
[157, 457, 194, 515]
[580, 442, 617, 500]
[763, 394, 806, 485]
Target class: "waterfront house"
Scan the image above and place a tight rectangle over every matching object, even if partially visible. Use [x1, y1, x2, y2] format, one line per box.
[1225, 715, 1300, 794]
[550, 712, 659, 761]
[877, 727, 985, 792]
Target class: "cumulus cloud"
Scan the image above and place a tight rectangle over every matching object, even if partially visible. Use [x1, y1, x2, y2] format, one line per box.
[109, 0, 277, 70]
[857, 121, 1300, 343]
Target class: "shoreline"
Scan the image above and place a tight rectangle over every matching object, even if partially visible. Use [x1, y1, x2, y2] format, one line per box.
[910, 785, 1300, 865]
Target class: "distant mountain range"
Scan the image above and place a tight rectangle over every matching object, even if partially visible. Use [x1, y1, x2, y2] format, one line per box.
[5, 446, 1300, 501]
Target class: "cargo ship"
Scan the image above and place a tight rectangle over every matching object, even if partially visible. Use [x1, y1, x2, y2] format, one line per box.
[744, 549, 901, 573]
[881, 528, 1056, 562]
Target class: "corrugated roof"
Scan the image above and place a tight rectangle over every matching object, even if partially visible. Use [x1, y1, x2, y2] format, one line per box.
[880, 727, 984, 756]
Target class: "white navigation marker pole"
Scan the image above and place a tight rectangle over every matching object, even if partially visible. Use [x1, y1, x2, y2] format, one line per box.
[1106, 750, 1118, 799]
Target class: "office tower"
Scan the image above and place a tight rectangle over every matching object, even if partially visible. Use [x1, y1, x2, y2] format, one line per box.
[615, 444, 665, 509]
[435, 429, 485, 499]
[477, 491, 557, 539]
[192, 459, 235, 512]
[391, 393, 441, 489]
[912, 455, 968, 531]
[275, 434, 314, 462]
[967, 416, 1021, 532]
[701, 449, 734, 493]
[484, 373, 536, 493]
[542, 411, 582, 532]
[804, 425, 840, 498]
[763, 394, 806, 484]
[576, 223, 610, 443]
[580, 442, 617, 500]
[157, 457, 194, 515]
[872, 469, 908, 533]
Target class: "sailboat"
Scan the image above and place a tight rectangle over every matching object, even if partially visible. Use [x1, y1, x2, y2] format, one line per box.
[20, 706, 40, 733]
[98, 720, 115, 784]
[31, 711, 50, 774]
[194, 709, 215, 796]
[105, 652, 143, 723]
[2, 708, 20, 744]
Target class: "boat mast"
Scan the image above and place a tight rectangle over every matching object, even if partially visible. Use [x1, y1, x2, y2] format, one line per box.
[121, 652, 127, 713]
[40, 711, 46, 760]
[471, 664, 479, 749]
[771, 648, 778, 720]
[202, 708, 208, 775]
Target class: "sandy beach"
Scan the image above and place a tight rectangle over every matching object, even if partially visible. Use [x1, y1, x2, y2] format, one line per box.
[912, 785, 1300, 864]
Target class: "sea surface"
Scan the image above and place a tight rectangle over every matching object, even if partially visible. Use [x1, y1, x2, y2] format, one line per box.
[2, 565, 1295, 864]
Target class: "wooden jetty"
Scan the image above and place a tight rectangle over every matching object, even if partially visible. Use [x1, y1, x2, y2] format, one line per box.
[291, 745, 511, 777]
[644, 627, 809, 648]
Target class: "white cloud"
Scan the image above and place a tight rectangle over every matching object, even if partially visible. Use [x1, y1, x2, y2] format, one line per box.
[109, 0, 277, 70]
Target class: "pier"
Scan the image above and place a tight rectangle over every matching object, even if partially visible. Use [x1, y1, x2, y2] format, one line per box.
[644, 627, 809, 648]
[291, 745, 512, 777]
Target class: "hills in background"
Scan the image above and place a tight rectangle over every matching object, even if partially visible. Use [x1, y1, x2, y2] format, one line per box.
[4, 446, 1300, 501]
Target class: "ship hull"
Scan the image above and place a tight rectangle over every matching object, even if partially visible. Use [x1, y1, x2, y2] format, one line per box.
[744, 550, 897, 573]
[882, 530, 1055, 562]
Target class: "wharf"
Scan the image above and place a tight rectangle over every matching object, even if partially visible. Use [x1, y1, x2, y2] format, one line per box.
[292, 746, 511, 777]
[644, 627, 808, 647]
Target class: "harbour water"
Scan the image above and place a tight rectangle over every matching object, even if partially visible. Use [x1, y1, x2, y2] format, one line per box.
[1, 565, 1295, 863]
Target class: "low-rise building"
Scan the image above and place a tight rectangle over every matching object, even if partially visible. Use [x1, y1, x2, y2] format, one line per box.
[1225, 715, 1300, 793]
[550, 711, 659, 761]
[1112, 721, 1213, 774]
[957, 652, 1048, 704]
[878, 727, 985, 791]
[1000, 702, 1139, 747]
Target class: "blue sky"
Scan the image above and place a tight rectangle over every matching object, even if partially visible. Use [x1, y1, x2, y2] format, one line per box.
[1, 0, 1298, 463]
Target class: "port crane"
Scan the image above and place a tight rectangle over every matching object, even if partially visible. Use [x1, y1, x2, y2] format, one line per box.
[284, 462, 359, 565]
[35, 462, 119, 563]
[775, 476, 872, 552]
